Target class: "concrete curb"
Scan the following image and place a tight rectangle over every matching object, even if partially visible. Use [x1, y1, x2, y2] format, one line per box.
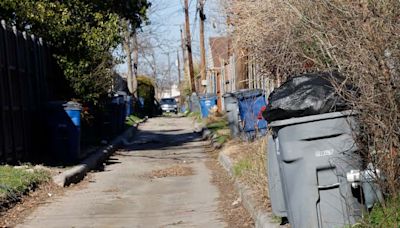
[218, 153, 280, 228]
[53, 119, 147, 187]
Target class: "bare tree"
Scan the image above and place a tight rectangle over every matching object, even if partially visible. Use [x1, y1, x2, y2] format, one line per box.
[121, 19, 139, 97]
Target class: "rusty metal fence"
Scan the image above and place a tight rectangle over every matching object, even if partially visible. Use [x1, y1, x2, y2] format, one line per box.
[0, 20, 62, 163]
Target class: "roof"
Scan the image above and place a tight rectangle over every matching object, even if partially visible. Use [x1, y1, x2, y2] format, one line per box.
[209, 37, 232, 68]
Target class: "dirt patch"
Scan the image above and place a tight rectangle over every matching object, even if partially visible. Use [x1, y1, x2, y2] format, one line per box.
[0, 172, 93, 227]
[0, 181, 63, 227]
[147, 165, 194, 179]
[206, 148, 254, 228]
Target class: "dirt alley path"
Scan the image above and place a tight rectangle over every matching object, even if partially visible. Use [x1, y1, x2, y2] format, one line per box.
[16, 117, 252, 228]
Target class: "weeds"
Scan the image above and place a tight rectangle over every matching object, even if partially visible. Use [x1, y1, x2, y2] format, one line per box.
[205, 115, 231, 147]
[206, 120, 228, 131]
[222, 0, 399, 218]
[216, 135, 229, 145]
[233, 159, 252, 177]
[0, 166, 50, 204]
[360, 196, 400, 228]
[225, 137, 270, 209]
[125, 115, 142, 126]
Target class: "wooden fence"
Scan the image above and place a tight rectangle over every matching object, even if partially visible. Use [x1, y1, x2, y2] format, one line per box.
[0, 20, 62, 163]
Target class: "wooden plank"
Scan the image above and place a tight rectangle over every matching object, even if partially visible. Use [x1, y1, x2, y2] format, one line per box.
[0, 21, 6, 161]
[17, 29, 30, 161]
[4, 26, 24, 162]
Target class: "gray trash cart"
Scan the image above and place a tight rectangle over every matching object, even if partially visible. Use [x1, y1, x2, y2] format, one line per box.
[267, 135, 287, 218]
[268, 110, 364, 228]
[223, 93, 240, 138]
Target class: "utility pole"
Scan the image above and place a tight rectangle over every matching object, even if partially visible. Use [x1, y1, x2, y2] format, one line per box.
[184, 0, 196, 93]
[167, 52, 172, 97]
[177, 50, 181, 84]
[179, 27, 187, 106]
[199, 0, 207, 94]
[180, 26, 187, 79]
[132, 31, 138, 97]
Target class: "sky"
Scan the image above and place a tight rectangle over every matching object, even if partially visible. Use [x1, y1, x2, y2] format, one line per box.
[116, 0, 226, 81]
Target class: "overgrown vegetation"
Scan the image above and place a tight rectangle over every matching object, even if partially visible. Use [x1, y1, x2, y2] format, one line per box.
[0, 166, 50, 204]
[222, 137, 270, 209]
[137, 75, 156, 117]
[206, 119, 228, 131]
[0, 0, 150, 103]
[223, 0, 399, 203]
[357, 196, 400, 227]
[233, 159, 252, 177]
[216, 134, 229, 145]
[206, 116, 230, 145]
[125, 115, 142, 126]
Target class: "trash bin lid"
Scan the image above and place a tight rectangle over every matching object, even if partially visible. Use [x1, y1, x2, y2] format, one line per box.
[63, 101, 82, 110]
[222, 92, 235, 98]
[235, 89, 264, 100]
[199, 93, 217, 100]
[269, 110, 357, 127]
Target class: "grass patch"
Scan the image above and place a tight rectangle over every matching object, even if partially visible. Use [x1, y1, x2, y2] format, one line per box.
[206, 119, 228, 131]
[125, 115, 143, 126]
[216, 135, 229, 145]
[233, 159, 252, 177]
[206, 116, 230, 146]
[357, 196, 400, 227]
[271, 215, 282, 224]
[0, 166, 50, 202]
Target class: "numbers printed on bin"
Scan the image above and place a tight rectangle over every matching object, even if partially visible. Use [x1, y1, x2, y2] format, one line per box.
[315, 149, 334, 157]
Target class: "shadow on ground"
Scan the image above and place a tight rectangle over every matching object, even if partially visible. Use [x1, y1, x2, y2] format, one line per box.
[120, 128, 203, 152]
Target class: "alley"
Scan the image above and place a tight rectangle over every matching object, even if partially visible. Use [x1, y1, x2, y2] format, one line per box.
[17, 117, 226, 228]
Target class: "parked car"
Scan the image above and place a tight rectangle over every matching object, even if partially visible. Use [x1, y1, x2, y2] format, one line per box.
[160, 98, 178, 114]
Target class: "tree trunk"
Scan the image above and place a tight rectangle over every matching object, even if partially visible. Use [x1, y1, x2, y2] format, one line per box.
[199, 0, 207, 94]
[122, 19, 134, 94]
[132, 31, 138, 97]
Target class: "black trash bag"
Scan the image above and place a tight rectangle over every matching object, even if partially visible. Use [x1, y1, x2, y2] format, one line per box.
[264, 72, 354, 122]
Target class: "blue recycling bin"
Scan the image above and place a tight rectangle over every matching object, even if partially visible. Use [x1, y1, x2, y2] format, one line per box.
[64, 102, 82, 128]
[126, 96, 133, 117]
[236, 89, 268, 139]
[111, 95, 126, 134]
[199, 95, 217, 118]
[47, 101, 81, 164]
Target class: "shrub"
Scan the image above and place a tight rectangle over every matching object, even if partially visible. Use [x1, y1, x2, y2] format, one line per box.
[223, 0, 400, 198]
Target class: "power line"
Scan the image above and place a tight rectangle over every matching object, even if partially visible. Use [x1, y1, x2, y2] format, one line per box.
[191, 0, 199, 42]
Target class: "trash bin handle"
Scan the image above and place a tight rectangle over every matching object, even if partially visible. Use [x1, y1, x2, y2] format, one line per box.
[318, 183, 340, 190]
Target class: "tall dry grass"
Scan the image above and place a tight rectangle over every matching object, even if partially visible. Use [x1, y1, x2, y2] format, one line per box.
[228, 137, 270, 209]
[223, 0, 400, 197]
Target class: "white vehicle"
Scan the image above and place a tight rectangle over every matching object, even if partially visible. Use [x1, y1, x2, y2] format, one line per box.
[160, 98, 178, 114]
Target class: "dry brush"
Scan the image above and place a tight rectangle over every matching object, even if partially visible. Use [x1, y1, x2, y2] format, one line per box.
[223, 0, 400, 197]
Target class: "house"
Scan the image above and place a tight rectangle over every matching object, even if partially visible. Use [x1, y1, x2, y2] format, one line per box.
[208, 37, 277, 113]
[208, 36, 233, 111]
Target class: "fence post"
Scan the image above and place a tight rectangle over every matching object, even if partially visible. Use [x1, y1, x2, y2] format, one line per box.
[0, 20, 6, 162]
[1, 21, 16, 162]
